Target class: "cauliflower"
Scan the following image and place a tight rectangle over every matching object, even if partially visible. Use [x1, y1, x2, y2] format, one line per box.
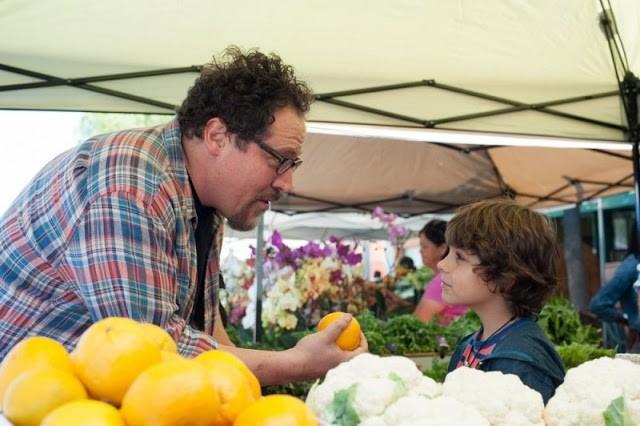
[544, 357, 640, 425]
[442, 367, 545, 426]
[382, 395, 489, 426]
[305, 353, 441, 425]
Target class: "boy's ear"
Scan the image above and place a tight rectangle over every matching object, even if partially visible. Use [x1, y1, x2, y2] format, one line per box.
[202, 117, 230, 155]
[494, 276, 516, 293]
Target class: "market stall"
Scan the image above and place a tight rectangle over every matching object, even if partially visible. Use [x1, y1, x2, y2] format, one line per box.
[2, 1, 640, 424]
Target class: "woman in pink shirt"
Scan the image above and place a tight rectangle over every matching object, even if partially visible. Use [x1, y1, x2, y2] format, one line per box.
[413, 220, 468, 325]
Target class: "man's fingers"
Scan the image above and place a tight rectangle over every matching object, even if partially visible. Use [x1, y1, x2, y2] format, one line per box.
[319, 313, 353, 342]
[356, 332, 369, 353]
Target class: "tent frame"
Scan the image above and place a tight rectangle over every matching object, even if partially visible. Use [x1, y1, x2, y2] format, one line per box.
[0, 1, 635, 216]
[598, 0, 640, 249]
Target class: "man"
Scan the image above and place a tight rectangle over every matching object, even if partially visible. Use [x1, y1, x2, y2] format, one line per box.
[0, 47, 367, 385]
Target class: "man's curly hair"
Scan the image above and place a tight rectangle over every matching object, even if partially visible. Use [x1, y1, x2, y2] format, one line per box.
[177, 46, 313, 146]
[445, 199, 559, 318]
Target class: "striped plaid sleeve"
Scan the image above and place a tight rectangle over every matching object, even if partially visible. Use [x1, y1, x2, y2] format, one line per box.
[61, 190, 217, 355]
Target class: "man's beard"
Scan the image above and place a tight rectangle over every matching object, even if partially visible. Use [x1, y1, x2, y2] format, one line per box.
[227, 207, 262, 231]
[226, 192, 280, 231]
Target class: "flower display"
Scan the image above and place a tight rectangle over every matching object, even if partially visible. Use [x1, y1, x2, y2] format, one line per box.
[221, 231, 371, 331]
[371, 207, 408, 244]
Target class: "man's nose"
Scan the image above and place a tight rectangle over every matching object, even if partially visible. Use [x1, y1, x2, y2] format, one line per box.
[273, 168, 294, 193]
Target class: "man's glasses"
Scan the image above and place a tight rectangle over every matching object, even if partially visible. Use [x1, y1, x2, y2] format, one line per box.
[253, 139, 303, 175]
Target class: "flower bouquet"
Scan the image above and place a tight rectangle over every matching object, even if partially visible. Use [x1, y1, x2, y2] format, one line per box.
[221, 231, 372, 334]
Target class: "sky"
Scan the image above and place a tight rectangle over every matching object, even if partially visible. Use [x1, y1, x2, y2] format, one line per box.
[0, 110, 83, 215]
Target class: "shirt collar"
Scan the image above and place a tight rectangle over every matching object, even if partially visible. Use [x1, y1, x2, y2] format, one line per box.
[159, 117, 196, 223]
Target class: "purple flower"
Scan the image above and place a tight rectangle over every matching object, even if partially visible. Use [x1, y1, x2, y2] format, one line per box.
[275, 246, 300, 268]
[302, 242, 326, 258]
[329, 269, 343, 284]
[271, 230, 284, 249]
[345, 252, 362, 265]
[336, 242, 349, 258]
[389, 224, 408, 241]
[371, 206, 408, 243]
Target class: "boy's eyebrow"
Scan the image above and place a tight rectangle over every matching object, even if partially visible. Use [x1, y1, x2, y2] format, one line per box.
[454, 248, 467, 257]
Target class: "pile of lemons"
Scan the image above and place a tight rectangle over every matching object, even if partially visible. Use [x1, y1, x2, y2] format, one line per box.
[0, 317, 317, 426]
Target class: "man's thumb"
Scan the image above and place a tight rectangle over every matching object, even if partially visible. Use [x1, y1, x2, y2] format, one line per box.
[319, 314, 352, 342]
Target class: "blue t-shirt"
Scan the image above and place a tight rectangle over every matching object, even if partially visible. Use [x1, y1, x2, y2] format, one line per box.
[448, 317, 565, 404]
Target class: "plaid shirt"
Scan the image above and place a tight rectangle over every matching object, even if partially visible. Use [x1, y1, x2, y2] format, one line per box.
[0, 119, 223, 358]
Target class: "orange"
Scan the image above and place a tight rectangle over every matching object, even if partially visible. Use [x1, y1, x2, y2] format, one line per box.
[317, 312, 362, 351]
[197, 353, 256, 425]
[2, 368, 88, 426]
[160, 351, 184, 362]
[195, 350, 261, 399]
[71, 317, 162, 406]
[120, 359, 219, 426]
[0, 336, 74, 402]
[41, 400, 125, 426]
[233, 394, 318, 426]
[139, 322, 178, 353]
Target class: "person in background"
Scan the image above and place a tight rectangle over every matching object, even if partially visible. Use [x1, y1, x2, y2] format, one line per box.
[0, 47, 367, 385]
[443, 199, 565, 403]
[414, 219, 467, 325]
[589, 225, 640, 352]
[397, 256, 417, 273]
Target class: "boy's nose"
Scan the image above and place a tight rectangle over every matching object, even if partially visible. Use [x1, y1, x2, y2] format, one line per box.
[436, 258, 446, 272]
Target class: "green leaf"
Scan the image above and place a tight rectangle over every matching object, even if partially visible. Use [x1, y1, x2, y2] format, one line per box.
[330, 385, 360, 426]
[604, 396, 634, 426]
[423, 358, 449, 383]
[538, 297, 600, 346]
[556, 343, 615, 370]
[388, 372, 408, 400]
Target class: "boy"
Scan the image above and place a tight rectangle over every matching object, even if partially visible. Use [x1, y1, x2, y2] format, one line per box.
[441, 199, 565, 403]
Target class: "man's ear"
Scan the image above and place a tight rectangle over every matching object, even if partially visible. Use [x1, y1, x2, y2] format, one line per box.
[202, 117, 229, 156]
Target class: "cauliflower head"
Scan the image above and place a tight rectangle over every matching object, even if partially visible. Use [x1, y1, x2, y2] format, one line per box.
[305, 353, 441, 425]
[442, 367, 545, 426]
[544, 357, 640, 426]
[382, 395, 489, 426]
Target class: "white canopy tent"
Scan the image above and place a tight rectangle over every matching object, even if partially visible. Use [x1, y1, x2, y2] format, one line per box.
[1, 0, 639, 215]
[224, 210, 444, 241]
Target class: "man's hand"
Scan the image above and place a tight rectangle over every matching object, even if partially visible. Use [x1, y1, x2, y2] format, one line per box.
[217, 314, 368, 386]
[287, 313, 368, 381]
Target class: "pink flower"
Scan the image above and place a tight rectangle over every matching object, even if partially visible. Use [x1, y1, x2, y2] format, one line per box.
[230, 305, 247, 325]
[371, 206, 408, 243]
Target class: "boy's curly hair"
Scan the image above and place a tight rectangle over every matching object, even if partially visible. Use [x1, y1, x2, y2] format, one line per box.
[177, 46, 313, 146]
[445, 199, 559, 317]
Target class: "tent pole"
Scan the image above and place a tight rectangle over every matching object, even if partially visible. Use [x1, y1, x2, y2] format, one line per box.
[596, 198, 606, 287]
[253, 215, 264, 343]
[598, 3, 640, 253]
[633, 140, 640, 255]
[620, 73, 640, 255]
